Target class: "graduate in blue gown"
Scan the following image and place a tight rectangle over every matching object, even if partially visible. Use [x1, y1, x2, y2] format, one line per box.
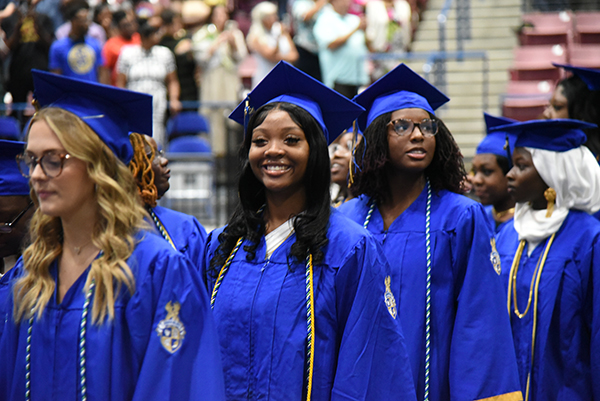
[338, 64, 522, 401]
[471, 113, 517, 233]
[0, 140, 33, 341]
[203, 61, 417, 401]
[128, 133, 207, 268]
[0, 140, 33, 275]
[492, 119, 600, 401]
[0, 71, 225, 401]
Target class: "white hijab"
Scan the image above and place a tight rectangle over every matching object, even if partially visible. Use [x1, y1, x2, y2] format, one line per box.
[514, 145, 600, 245]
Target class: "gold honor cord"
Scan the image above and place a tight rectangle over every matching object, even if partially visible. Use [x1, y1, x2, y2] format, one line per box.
[506, 233, 556, 401]
[211, 238, 316, 401]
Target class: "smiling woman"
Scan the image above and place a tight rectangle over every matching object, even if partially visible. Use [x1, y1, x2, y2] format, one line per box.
[203, 61, 417, 401]
[339, 63, 522, 401]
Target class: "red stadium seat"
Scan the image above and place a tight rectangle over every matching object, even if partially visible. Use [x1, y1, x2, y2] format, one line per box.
[574, 12, 600, 44]
[568, 44, 600, 69]
[502, 96, 548, 121]
[509, 45, 566, 81]
[506, 80, 554, 95]
[519, 11, 574, 46]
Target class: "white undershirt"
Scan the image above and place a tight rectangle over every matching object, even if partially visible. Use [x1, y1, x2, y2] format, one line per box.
[265, 218, 295, 259]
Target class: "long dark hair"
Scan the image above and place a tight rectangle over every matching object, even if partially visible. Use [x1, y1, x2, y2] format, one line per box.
[209, 102, 331, 277]
[350, 111, 466, 202]
[558, 76, 600, 157]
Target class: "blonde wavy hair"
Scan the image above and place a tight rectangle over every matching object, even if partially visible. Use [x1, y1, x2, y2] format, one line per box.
[14, 108, 149, 324]
[128, 132, 158, 207]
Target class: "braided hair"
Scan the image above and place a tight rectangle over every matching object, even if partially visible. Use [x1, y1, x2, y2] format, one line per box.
[128, 132, 158, 207]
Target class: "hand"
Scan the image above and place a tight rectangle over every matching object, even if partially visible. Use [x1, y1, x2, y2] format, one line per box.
[358, 16, 367, 31]
[169, 99, 182, 115]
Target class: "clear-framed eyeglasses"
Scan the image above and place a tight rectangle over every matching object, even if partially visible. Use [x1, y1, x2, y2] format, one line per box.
[387, 118, 438, 137]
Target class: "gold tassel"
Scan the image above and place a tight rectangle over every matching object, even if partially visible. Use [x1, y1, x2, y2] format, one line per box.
[544, 188, 556, 218]
[348, 122, 357, 187]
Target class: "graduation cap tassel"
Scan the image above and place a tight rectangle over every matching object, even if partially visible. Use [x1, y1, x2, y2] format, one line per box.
[348, 122, 357, 187]
[504, 134, 513, 169]
[243, 96, 253, 135]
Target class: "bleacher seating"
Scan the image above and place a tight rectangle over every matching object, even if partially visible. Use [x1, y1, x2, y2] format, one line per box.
[509, 45, 566, 81]
[502, 10, 600, 121]
[519, 11, 574, 46]
[0, 116, 21, 140]
[574, 11, 600, 44]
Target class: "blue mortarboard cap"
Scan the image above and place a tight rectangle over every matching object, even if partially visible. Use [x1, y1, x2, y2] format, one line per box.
[476, 113, 518, 158]
[0, 117, 21, 140]
[353, 63, 450, 131]
[229, 61, 365, 145]
[31, 69, 153, 164]
[0, 140, 29, 196]
[490, 119, 596, 152]
[553, 62, 600, 91]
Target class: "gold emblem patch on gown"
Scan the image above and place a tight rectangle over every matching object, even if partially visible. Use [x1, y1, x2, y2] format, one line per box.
[384, 276, 397, 319]
[490, 237, 502, 275]
[156, 301, 186, 353]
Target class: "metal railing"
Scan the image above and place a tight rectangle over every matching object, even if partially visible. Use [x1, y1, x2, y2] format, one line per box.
[368, 50, 489, 112]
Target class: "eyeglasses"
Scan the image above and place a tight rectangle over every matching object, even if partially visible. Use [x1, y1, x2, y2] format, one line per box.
[146, 149, 166, 164]
[387, 119, 438, 137]
[0, 201, 33, 234]
[328, 140, 353, 157]
[16, 152, 73, 178]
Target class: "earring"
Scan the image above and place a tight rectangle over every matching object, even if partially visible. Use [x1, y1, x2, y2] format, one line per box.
[544, 188, 556, 218]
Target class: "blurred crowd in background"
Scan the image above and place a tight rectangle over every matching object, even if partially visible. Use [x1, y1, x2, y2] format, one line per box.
[0, 0, 426, 153]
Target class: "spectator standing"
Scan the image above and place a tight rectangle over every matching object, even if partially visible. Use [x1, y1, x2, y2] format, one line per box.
[159, 9, 198, 105]
[291, 0, 326, 81]
[102, 9, 140, 85]
[365, 0, 411, 79]
[247, 1, 298, 88]
[93, 3, 117, 40]
[1, 0, 53, 106]
[116, 23, 182, 147]
[313, 0, 369, 98]
[192, 4, 247, 155]
[54, 1, 107, 47]
[49, 1, 108, 83]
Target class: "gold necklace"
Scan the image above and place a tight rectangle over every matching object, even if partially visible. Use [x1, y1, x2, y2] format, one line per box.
[492, 207, 515, 222]
[71, 240, 93, 255]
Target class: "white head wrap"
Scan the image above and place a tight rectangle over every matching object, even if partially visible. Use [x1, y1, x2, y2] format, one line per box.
[514, 145, 600, 244]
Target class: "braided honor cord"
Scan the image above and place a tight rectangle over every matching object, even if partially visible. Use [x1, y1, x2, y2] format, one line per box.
[26, 279, 96, 401]
[363, 179, 433, 401]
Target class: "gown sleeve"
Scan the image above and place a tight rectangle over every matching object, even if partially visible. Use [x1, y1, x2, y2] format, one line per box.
[126, 238, 225, 401]
[186, 215, 208, 271]
[331, 234, 417, 401]
[448, 205, 522, 400]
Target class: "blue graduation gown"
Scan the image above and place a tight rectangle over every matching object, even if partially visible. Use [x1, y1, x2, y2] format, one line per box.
[0, 231, 225, 401]
[496, 210, 600, 401]
[483, 204, 513, 234]
[202, 209, 417, 401]
[152, 205, 207, 269]
[339, 190, 522, 401]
